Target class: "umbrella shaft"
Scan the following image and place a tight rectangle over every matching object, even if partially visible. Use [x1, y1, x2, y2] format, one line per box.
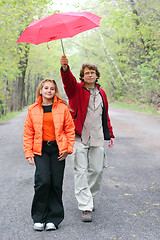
[60, 39, 65, 55]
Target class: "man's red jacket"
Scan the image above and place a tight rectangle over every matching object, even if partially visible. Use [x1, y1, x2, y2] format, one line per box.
[61, 67, 115, 140]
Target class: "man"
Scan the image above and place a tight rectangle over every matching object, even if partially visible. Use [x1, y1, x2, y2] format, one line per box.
[60, 55, 115, 222]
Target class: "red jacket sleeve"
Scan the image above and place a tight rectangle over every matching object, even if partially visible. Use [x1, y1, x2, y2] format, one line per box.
[60, 66, 77, 99]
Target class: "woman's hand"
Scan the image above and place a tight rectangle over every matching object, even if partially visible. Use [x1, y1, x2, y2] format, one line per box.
[58, 152, 69, 161]
[27, 157, 35, 165]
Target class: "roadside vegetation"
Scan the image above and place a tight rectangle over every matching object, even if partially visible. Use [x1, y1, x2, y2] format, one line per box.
[0, 110, 22, 122]
[110, 102, 159, 116]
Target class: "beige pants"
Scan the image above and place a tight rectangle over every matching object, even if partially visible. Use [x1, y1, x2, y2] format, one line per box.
[73, 140, 107, 211]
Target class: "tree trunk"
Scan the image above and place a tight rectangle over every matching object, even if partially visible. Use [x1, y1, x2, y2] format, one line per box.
[17, 44, 30, 111]
[99, 31, 128, 87]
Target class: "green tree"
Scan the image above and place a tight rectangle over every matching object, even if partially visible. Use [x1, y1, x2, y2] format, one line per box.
[0, 0, 53, 115]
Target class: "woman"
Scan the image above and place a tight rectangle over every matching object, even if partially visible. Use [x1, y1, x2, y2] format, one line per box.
[23, 79, 75, 231]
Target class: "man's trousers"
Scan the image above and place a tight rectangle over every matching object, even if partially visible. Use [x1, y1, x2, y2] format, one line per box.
[73, 140, 107, 211]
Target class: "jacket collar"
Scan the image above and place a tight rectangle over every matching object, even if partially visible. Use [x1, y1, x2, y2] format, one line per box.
[36, 95, 59, 105]
[81, 81, 101, 90]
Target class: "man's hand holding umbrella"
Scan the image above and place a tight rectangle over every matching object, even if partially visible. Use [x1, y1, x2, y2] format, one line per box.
[60, 55, 68, 71]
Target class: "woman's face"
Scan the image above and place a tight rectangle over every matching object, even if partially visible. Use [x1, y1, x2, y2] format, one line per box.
[40, 81, 56, 101]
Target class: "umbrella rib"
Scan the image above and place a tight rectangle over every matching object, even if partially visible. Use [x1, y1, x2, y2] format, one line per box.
[36, 26, 42, 44]
[56, 14, 74, 39]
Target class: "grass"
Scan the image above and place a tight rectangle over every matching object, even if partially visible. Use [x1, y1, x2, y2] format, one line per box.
[0, 110, 22, 121]
[110, 101, 159, 116]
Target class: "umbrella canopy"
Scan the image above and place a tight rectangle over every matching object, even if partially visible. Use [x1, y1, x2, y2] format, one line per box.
[17, 11, 101, 48]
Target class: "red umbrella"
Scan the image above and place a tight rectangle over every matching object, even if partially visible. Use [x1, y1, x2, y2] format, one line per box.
[17, 11, 101, 54]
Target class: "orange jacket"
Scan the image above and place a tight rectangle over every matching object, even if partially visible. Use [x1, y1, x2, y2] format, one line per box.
[23, 96, 75, 159]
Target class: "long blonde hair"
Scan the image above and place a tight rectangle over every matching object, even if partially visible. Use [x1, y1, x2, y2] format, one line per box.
[36, 79, 68, 106]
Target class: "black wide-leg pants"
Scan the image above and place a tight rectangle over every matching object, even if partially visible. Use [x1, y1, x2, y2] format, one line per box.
[31, 141, 65, 227]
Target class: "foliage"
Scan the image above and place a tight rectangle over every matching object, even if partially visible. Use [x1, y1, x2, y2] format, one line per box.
[95, 0, 160, 105]
[0, 0, 53, 115]
[0, 0, 160, 118]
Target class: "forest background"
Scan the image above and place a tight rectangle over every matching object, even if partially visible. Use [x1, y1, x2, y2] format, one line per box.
[0, 0, 160, 117]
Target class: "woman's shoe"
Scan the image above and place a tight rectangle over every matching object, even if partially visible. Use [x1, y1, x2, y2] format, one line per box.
[45, 222, 57, 231]
[33, 223, 45, 231]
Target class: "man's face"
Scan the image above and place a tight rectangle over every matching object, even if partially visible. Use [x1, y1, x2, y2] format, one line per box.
[82, 67, 97, 87]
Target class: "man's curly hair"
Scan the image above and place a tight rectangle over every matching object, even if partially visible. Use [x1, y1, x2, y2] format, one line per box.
[79, 63, 100, 82]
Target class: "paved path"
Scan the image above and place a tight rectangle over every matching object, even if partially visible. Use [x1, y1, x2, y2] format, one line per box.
[0, 106, 160, 240]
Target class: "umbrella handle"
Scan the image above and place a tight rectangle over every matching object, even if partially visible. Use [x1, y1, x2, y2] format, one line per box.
[60, 39, 65, 55]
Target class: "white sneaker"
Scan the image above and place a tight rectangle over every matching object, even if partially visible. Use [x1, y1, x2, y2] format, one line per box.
[45, 222, 56, 231]
[33, 222, 45, 231]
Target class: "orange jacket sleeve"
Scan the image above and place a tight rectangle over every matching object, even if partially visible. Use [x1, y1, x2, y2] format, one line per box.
[63, 107, 75, 154]
[23, 109, 35, 159]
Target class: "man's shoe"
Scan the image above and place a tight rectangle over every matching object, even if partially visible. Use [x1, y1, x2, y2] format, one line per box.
[33, 223, 45, 231]
[81, 211, 92, 222]
[45, 222, 57, 231]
